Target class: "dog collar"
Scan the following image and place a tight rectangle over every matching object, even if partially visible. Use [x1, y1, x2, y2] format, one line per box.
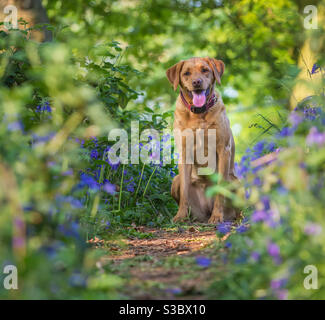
[180, 90, 217, 114]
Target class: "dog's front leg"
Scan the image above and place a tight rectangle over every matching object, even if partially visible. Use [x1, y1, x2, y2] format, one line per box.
[173, 163, 191, 222]
[208, 146, 231, 224]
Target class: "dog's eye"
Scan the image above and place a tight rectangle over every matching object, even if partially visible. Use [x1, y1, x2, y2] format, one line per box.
[184, 71, 191, 76]
[202, 68, 209, 73]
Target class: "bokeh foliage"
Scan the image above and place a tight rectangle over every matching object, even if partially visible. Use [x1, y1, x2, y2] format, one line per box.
[0, 0, 325, 299]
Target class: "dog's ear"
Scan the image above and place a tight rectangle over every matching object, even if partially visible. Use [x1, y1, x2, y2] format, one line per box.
[166, 61, 184, 91]
[205, 58, 225, 85]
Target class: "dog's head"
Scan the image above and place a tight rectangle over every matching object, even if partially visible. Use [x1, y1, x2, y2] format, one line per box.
[166, 57, 224, 107]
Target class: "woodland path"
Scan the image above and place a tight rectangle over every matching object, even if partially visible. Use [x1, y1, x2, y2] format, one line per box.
[90, 225, 229, 299]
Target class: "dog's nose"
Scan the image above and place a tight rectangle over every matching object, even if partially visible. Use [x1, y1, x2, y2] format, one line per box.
[192, 79, 202, 88]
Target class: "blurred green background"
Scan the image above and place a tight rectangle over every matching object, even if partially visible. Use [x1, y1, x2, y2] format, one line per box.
[0, 0, 325, 300]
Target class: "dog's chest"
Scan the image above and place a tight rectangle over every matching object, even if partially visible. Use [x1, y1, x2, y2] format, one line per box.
[174, 113, 221, 168]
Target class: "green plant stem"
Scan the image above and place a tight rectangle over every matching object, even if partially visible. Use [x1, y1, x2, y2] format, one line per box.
[118, 164, 125, 212]
[90, 154, 107, 217]
[142, 165, 157, 199]
[90, 194, 100, 217]
[134, 163, 145, 203]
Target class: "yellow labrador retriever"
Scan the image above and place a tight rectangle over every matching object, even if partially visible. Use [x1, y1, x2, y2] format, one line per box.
[166, 57, 238, 224]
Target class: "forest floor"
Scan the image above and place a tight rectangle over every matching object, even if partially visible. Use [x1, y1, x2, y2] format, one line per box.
[89, 224, 229, 299]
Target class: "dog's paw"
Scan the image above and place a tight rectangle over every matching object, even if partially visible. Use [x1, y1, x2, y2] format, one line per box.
[172, 214, 186, 223]
[208, 214, 223, 224]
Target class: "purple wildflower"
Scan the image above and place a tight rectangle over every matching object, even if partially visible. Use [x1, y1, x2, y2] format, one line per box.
[225, 242, 232, 249]
[253, 176, 262, 186]
[236, 224, 248, 233]
[217, 222, 232, 234]
[289, 112, 303, 127]
[304, 222, 322, 236]
[267, 242, 281, 264]
[80, 173, 99, 191]
[165, 288, 182, 295]
[90, 149, 99, 159]
[311, 63, 320, 74]
[235, 253, 247, 264]
[13, 236, 25, 249]
[270, 278, 287, 290]
[267, 142, 276, 152]
[102, 182, 116, 194]
[251, 210, 268, 222]
[69, 273, 87, 288]
[7, 121, 23, 132]
[196, 256, 211, 267]
[62, 169, 73, 176]
[261, 196, 271, 210]
[306, 127, 325, 146]
[275, 289, 288, 300]
[278, 127, 294, 138]
[252, 141, 265, 158]
[251, 251, 260, 262]
[126, 183, 135, 192]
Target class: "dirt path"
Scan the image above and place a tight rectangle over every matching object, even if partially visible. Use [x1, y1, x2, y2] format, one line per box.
[90, 225, 229, 299]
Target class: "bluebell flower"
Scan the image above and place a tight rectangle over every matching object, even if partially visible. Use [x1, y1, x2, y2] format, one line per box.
[235, 253, 247, 264]
[267, 142, 276, 152]
[225, 242, 232, 248]
[62, 169, 73, 176]
[56, 195, 83, 209]
[253, 140, 265, 156]
[278, 127, 294, 138]
[253, 176, 262, 186]
[36, 102, 52, 113]
[236, 224, 248, 233]
[311, 63, 320, 74]
[304, 222, 322, 235]
[245, 188, 251, 199]
[31, 132, 55, 147]
[165, 288, 182, 295]
[90, 149, 99, 159]
[306, 127, 325, 146]
[251, 251, 260, 262]
[217, 222, 232, 234]
[126, 182, 135, 192]
[69, 272, 87, 288]
[162, 133, 171, 143]
[7, 121, 23, 132]
[102, 182, 115, 194]
[196, 256, 211, 267]
[267, 241, 281, 264]
[170, 170, 176, 178]
[289, 112, 303, 127]
[58, 221, 81, 239]
[251, 210, 268, 223]
[261, 196, 271, 211]
[79, 173, 99, 191]
[270, 278, 287, 290]
[39, 241, 63, 259]
[277, 184, 288, 195]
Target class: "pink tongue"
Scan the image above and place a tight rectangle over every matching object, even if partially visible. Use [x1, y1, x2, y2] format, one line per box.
[192, 91, 206, 107]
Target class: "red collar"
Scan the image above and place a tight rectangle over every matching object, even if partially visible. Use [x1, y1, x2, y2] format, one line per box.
[180, 90, 217, 114]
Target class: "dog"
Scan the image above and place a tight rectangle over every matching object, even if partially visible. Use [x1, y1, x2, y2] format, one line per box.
[166, 57, 238, 224]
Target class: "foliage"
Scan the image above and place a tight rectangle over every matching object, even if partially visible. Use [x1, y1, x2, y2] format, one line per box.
[207, 75, 325, 299]
[0, 23, 176, 298]
[1, 0, 325, 300]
